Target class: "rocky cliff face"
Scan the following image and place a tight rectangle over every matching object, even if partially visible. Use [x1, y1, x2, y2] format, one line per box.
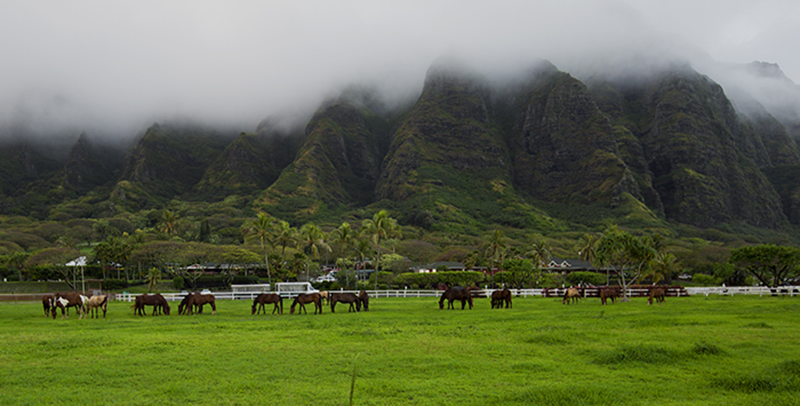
[591, 69, 790, 228]
[256, 99, 387, 219]
[112, 123, 233, 207]
[503, 66, 642, 208]
[63, 132, 122, 192]
[193, 123, 302, 201]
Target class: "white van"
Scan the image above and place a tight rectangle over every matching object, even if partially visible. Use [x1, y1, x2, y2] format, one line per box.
[275, 282, 319, 298]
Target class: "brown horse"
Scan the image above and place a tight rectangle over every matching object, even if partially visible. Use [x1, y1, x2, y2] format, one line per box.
[330, 292, 360, 313]
[185, 293, 216, 315]
[439, 288, 473, 310]
[648, 288, 666, 305]
[562, 288, 581, 305]
[252, 293, 283, 315]
[600, 286, 620, 305]
[133, 294, 170, 316]
[42, 295, 55, 317]
[290, 293, 322, 315]
[358, 290, 369, 311]
[84, 294, 109, 318]
[491, 288, 512, 309]
[53, 292, 85, 319]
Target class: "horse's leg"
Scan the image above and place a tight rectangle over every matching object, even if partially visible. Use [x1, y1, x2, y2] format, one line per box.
[210, 301, 216, 315]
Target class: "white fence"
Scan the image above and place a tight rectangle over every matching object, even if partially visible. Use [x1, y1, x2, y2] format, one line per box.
[114, 286, 799, 302]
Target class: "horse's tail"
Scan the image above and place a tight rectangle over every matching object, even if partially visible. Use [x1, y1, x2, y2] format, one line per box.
[100, 295, 109, 308]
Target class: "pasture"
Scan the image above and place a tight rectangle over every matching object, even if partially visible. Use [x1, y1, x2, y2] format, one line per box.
[1, 295, 799, 405]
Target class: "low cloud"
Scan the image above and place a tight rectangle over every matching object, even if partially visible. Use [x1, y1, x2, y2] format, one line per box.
[1, 1, 798, 141]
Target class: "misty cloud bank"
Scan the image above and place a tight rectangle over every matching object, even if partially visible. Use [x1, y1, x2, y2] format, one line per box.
[1, 0, 799, 141]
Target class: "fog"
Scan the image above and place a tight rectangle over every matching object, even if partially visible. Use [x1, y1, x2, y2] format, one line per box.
[1, 0, 799, 140]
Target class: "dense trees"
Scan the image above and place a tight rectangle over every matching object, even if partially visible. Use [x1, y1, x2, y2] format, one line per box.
[729, 245, 800, 287]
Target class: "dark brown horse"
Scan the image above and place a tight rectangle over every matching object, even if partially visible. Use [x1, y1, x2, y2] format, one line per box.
[330, 292, 360, 313]
[252, 293, 283, 315]
[648, 288, 666, 305]
[185, 293, 216, 315]
[562, 288, 581, 305]
[132, 294, 170, 316]
[42, 295, 55, 317]
[439, 287, 473, 310]
[53, 292, 85, 319]
[491, 288, 512, 309]
[290, 293, 322, 315]
[358, 290, 369, 311]
[600, 286, 620, 305]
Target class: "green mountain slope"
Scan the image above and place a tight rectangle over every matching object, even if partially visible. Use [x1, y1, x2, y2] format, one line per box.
[256, 99, 388, 222]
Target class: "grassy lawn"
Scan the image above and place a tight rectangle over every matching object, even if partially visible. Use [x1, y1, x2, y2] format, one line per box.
[1, 295, 799, 405]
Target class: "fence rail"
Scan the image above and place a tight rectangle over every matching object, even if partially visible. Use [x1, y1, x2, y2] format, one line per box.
[2, 286, 797, 303]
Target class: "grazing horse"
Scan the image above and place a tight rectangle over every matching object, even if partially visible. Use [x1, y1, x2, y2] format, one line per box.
[491, 288, 512, 309]
[562, 288, 581, 305]
[600, 287, 620, 305]
[54, 292, 85, 319]
[319, 291, 330, 305]
[648, 288, 666, 305]
[133, 294, 170, 316]
[252, 293, 283, 315]
[290, 293, 322, 315]
[358, 290, 369, 311]
[42, 295, 55, 317]
[185, 293, 216, 315]
[178, 293, 195, 315]
[84, 295, 109, 318]
[330, 292, 360, 313]
[439, 287, 473, 310]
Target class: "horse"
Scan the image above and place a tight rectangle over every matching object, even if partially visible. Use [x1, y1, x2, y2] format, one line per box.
[185, 293, 216, 315]
[290, 293, 322, 315]
[648, 288, 666, 305]
[600, 286, 620, 305]
[439, 287, 473, 310]
[319, 291, 330, 305]
[53, 292, 85, 319]
[132, 294, 170, 316]
[42, 295, 55, 317]
[562, 288, 581, 305]
[491, 288, 512, 309]
[330, 292, 360, 313]
[252, 293, 283, 315]
[178, 293, 197, 315]
[358, 290, 369, 311]
[84, 294, 109, 318]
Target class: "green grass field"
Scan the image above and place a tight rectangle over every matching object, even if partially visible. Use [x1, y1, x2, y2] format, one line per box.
[1, 295, 799, 405]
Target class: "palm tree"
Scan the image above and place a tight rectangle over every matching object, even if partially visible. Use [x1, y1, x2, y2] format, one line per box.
[274, 220, 297, 263]
[575, 233, 600, 282]
[299, 223, 331, 282]
[361, 210, 401, 290]
[145, 267, 161, 292]
[158, 210, 180, 236]
[527, 240, 551, 269]
[332, 222, 356, 287]
[485, 229, 507, 285]
[242, 212, 277, 286]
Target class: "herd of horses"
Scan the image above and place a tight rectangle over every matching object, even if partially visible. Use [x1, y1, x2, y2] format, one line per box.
[42, 292, 108, 319]
[42, 285, 668, 319]
[437, 285, 668, 310]
[560, 286, 666, 305]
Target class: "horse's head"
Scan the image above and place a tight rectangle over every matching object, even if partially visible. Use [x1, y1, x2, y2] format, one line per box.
[251, 303, 257, 315]
[163, 303, 171, 315]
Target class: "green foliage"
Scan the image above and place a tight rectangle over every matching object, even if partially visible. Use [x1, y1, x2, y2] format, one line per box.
[566, 271, 605, 286]
[172, 276, 185, 290]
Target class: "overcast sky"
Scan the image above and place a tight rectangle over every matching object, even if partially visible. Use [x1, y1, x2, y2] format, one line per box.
[1, 0, 798, 138]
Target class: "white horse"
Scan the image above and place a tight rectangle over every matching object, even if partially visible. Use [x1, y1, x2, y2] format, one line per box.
[83, 295, 109, 318]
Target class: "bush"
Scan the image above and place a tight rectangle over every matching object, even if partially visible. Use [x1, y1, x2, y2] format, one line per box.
[692, 273, 719, 286]
[566, 271, 606, 286]
[173, 276, 185, 290]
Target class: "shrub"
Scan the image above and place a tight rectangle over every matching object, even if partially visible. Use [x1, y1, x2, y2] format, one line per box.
[173, 276, 185, 290]
[566, 271, 605, 286]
